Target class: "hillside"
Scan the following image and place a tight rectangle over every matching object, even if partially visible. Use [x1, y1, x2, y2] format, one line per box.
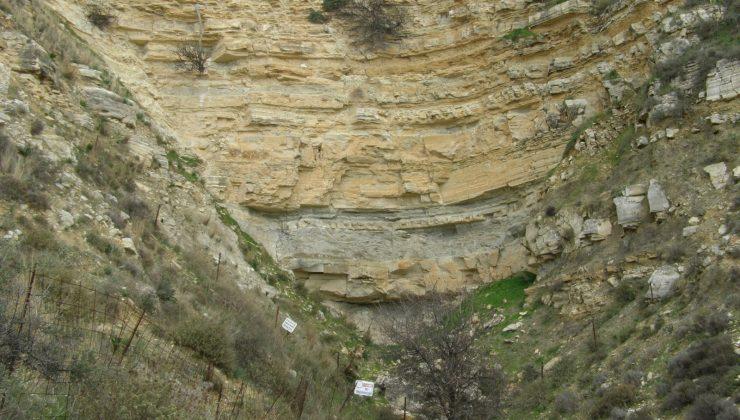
[0, 0, 738, 418]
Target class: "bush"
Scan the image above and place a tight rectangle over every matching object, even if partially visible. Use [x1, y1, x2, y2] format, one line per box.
[30, 119, 44, 135]
[119, 194, 150, 220]
[323, 0, 349, 11]
[502, 27, 536, 42]
[592, 0, 618, 16]
[308, 9, 328, 23]
[0, 175, 50, 210]
[329, 0, 405, 48]
[663, 335, 738, 412]
[554, 390, 579, 414]
[667, 336, 736, 382]
[175, 316, 235, 371]
[174, 43, 209, 75]
[590, 383, 636, 418]
[155, 280, 175, 302]
[686, 394, 740, 420]
[691, 310, 729, 336]
[86, 3, 116, 30]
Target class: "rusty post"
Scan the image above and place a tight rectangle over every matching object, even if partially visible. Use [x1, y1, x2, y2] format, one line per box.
[215, 252, 222, 285]
[119, 309, 146, 364]
[231, 381, 245, 416]
[591, 317, 597, 344]
[403, 396, 407, 420]
[154, 204, 162, 228]
[274, 305, 280, 328]
[339, 384, 354, 413]
[215, 386, 223, 419]
[294, 377, 308, 418]
[265, 387, 285, 416]
[17, 268, 36, 334]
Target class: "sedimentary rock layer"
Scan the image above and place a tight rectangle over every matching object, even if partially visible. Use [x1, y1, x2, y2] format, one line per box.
[47, 0, 675, 300]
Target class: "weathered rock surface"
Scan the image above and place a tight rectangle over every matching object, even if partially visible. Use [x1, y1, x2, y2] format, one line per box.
[614, 196, 648, 229]
[647, 179, 670, 215]
[646, 265, 680, 299]
[43, 0, 684, 301]
[706, 59, 739, 102]
[581, 219, 612, 242]
[703, 162, 730, 190]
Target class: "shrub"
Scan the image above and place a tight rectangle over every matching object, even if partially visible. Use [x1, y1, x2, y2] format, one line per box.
[329, 0, 405, 48]
[0, 175, 50, 210]
[175, 316, 235, 371]
[667, 336, 736, 382]
[554, 390, 579, 414]
[686, 394, 740, 420]
[308, 9, 328, 23]
[691, 310, 729, 336]
[592, 0, 618, 16]
[174, 43, 209, 75]
[85, 232, 120, 256]
[29, 119, 44, 135]
[323, 0, 349, 12]
[613, 278, 640, 304]
[663, 335, 738, 411]
[119, 194, 150, 220]
[155, 280, 175, 302]
[85, 3, 116, 30]
[590, 383, 636, 418]
[502, 27, 536, 42]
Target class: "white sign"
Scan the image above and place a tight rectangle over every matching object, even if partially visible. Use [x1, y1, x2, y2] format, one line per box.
[281, 317, 297, 333]
[354, 380, 375, 397]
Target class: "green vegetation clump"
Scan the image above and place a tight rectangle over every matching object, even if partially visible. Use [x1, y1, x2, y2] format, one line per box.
[323, 0, 349, 12]
[466, 272, 537, 315]
[308, 9, 329, 23]
[166, 149, 201, 183]
[502, 27, 536, 42]
[215, 205, 291, 284]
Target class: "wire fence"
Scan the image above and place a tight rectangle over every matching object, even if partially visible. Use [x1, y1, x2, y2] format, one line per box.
[0, 269, 298, 419]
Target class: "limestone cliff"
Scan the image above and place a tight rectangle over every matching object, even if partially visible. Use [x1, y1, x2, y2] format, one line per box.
[45, 0, 701, 301]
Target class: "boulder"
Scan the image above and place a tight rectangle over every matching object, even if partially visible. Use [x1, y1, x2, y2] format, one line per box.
[623, 183, 647, 197]
[502, 321, 522, 332]
[682, 226, 699, 237]
[647, 179, 670, 214]
[646, 265, 680, 299]
[58, 210, 74, 229]
[705, 59, 739, 102]
[82, 87, 138, 126]
[613, 196, 648, 228]
[526, 224, 562, 259]
[703, 162, 730, 189]
[581, 219, 612, 242]
[483, 313, 505, 329]
[121, 237, 138, 255]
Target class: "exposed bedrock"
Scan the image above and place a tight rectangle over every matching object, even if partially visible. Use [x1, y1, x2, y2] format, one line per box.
[45, 0, 691, 301]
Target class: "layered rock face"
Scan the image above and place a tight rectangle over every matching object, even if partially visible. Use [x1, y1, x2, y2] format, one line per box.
[48, 0, 672, 301]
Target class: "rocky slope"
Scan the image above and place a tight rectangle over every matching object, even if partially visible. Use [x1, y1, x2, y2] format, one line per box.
[42, 0, 714, 304]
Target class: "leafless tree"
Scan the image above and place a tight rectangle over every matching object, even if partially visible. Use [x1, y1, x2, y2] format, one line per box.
[381, 293, 505, 419]
[174, 43, 209, 75]
[337, 0, 405, 48]
[85, 3, 116, 30]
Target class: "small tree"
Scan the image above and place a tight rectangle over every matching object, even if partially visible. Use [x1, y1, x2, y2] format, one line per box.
[174, 43, 209, 75]
[328, 0, 405, 48]
[382, 293, 505, 419]
[85, 3, 116, 30]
